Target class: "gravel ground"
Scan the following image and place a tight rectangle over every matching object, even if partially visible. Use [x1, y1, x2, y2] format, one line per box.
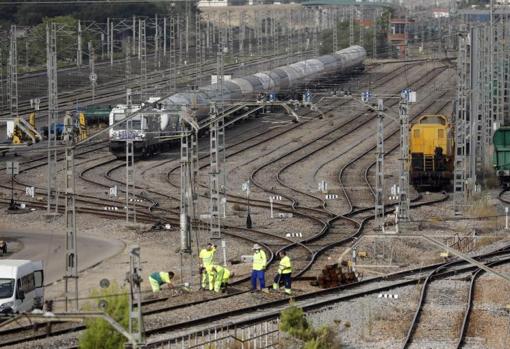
[3, 60, 510, 348]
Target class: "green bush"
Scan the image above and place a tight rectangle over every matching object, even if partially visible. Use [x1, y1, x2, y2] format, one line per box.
[79, 283, 129, 349]
[279, 305, 341, 349]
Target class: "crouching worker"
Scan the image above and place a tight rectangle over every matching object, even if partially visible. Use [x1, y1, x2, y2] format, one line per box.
[273, 251, 292, 295]
[149, 271, 175, 293]
[210, 265, 233, 293]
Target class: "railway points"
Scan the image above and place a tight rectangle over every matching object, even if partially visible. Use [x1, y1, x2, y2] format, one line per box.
[1, 2, 510, 349]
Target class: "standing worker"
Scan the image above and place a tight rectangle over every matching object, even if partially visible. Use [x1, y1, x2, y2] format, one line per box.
[210, 265, 233, 293]
[199, 242, 217, 290]
[149, 271, 175, 293]
[273, 251, 292, 295]
[251, 244, 268, 292]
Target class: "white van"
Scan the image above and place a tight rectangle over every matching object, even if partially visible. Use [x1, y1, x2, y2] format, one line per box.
[0, 260, 44, 314]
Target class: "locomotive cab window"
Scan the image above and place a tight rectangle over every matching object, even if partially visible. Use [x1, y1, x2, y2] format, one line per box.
[438, 129, 444, 139]
[414, 129, 420, 138]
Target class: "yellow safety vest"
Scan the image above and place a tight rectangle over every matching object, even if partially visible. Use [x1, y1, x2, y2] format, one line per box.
[278, 256, 292, 274]
[150, 272, 172, 285]
[253, 250, 267, 271]
[211, 265, 231, 283]
[199, 247, 216, 268]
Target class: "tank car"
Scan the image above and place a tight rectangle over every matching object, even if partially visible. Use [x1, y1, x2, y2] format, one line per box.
[409, 114, 454, 191]
[160, 45, 366, 125]
[110, 46, 367, 158]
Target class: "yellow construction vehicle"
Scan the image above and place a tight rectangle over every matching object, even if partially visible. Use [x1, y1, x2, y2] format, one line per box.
[9, 115, 42, 145]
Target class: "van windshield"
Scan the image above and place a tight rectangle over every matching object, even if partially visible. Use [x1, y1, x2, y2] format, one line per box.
[0, 279, 14, 299]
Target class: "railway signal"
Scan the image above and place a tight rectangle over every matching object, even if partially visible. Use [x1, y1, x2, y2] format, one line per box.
[361, 90, 373, 103]
[6, 161, 19, 210]
[242, 180, 252, 228]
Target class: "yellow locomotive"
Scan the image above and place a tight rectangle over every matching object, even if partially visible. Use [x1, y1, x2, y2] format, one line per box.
[409, 114, 454, 191]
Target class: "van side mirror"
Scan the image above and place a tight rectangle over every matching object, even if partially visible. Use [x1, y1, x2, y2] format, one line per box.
[17, 290, 25, 301]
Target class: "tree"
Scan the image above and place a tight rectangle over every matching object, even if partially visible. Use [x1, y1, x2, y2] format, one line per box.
[79, 283, 129, 349]
[279, 304, 341, 349]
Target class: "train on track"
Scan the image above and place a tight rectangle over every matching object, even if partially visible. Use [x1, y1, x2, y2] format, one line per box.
[493, 127, 510, 187]
[409, 114, 454, 191]
[108, 45, 367, 158]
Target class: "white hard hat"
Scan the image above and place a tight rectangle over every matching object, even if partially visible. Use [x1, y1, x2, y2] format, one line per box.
[252, 243, 261, 250]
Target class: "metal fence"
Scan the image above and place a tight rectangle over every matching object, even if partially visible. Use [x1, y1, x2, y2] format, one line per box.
[156, 319, 281, 349]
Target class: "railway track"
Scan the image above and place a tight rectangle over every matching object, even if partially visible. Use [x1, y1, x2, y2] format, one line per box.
[0, 61, 462, 348]
[2, 246, 510, 348]
[401, 255, 510, 349]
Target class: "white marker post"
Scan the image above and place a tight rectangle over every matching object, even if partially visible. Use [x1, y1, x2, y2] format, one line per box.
[221, 197, 227, 218]
[221, 240, 227, 266]
[109, 185, 118, 197]
[269, 195, 282, 218]
[506, 207, 509, 230]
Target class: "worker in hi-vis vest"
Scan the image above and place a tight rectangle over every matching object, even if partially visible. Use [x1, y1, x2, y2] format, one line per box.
[251, 244, 268, 292]
[210, 264, 233, 293]
[199, 242, 217, 290]
[149, 271, 174, 293]
[273, 251, 292, 295]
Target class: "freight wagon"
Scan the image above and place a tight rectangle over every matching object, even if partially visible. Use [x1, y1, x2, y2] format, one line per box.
[493, 127, 510, 188]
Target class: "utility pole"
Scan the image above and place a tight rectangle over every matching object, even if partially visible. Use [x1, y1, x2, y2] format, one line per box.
[332, 10, 338, 52]
[256, 13, 262, 57]
[132, 15, 137, 56]
[178, 14, 183, 66]
[125, 91, 136, 223]
[107, 17, 110, 63]
[454, 30, 470, 215]
[372, 12, 377, 58]
[63, 112, 78, 311]
[110, 19, 114, 66]
[127, 245, 144, 347]
[88, 42, 96, 103]
[169, 16, 177, 92]
[163, 17, 167, 58]
[375, 99, 385, 229]
[125, 37, 132, 84]
[239, 11, 245, 59]
[8, 25, 18, 120]
[180, 122, 192, 255]
[154, 14, 160, 69]
[209, 104, 222, 240]
[139, 19, 147, 101]
[195, 11, 202, 89]
[0, 48, 4, 111]
[350, 5, 355, 46]
[398, 90, 411, 223]
[359, 6, 364, 48]
[287, 10, 292, 65]
[77, 21, 82, 67]
[46, 23, 58, 215]
[185, 0, 190, 62]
